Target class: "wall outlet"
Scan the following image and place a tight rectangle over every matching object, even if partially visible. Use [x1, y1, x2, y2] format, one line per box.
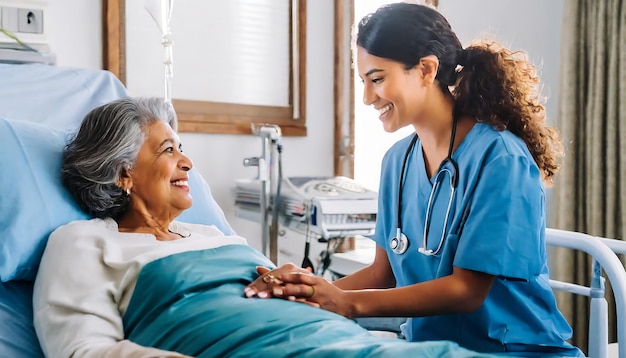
[17, 8, 42, 34]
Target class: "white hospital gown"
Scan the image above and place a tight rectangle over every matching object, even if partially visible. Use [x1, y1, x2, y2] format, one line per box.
[33, 218, 247, 358]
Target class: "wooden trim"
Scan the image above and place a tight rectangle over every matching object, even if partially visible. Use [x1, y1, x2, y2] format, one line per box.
[103, 0, 306, 136]
[177, 121, 307, 137]
[102, 0, 125, 84]
[333, 0, 344, 176]
[173, 100, 307, 136]
[333, 0, 355, 177]
[295, 0, 307, 123]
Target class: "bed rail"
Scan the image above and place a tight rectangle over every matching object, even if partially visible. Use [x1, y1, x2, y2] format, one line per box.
[546, 228, 626, 358]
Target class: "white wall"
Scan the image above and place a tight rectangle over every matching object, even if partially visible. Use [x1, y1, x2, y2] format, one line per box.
[439, 0, 564, 126]
[45, 0, 103, 68]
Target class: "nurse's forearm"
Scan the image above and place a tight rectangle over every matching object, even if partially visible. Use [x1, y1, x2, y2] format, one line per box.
[334, 245, 395, 290]
[348, 267, 495, 318]
[333, 264, 395, 290]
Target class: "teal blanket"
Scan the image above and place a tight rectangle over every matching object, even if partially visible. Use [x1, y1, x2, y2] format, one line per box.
[124, 245, 494, 357]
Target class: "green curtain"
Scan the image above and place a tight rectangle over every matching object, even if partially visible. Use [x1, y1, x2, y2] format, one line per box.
[552, 0, 626, 353]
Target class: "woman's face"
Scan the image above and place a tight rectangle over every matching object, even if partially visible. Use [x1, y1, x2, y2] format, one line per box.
[356, 46, 429, 133]
[128, 120, 193, 217]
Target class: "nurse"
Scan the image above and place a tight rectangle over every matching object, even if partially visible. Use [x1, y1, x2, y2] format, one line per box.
[245, 3, 583, 356]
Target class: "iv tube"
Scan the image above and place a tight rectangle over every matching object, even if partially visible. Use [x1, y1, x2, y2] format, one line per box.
[145, 0, 174, 103]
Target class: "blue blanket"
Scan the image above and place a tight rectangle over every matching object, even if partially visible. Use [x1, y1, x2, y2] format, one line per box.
[124, 245, 494, 357]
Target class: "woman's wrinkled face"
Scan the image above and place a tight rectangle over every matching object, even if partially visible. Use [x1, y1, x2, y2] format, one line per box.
[128, 120, 193, 217]
[356, 46, 428, 133]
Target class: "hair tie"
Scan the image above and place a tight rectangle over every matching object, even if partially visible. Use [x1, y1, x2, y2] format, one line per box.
[457, 48, 468, 66]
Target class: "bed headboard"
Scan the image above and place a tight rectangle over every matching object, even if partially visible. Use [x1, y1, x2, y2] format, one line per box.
[0, 64, 125, 129]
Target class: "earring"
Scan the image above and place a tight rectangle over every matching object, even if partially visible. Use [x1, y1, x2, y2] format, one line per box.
[126, 188, 131, 196]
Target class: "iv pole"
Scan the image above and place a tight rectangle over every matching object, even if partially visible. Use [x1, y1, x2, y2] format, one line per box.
[244, 124, 282, 263]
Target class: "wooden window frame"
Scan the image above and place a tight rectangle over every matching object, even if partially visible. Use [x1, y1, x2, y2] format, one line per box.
[103, 0, 307, 136]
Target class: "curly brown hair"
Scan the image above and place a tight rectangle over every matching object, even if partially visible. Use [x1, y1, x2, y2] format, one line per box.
[453, 41, 563, 184]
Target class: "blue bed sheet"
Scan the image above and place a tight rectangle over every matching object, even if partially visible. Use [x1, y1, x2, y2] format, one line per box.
[124, 245, 495, 357]
[0, 281, 44, 358]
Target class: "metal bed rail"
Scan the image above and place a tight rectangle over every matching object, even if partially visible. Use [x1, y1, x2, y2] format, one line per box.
[546, 228, 626, 358]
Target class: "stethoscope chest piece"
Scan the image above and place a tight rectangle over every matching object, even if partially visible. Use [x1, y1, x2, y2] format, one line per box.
[392, 118, 461, 257]
[390, 231, 409, 254]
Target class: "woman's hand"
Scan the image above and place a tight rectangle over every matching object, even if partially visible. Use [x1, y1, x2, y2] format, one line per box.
[244, 263, 315, 302]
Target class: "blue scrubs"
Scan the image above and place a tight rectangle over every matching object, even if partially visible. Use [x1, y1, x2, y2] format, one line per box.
[373, 123, 583, 356]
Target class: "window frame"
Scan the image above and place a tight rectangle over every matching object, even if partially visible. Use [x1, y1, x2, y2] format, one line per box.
[103, 0, 307, 136]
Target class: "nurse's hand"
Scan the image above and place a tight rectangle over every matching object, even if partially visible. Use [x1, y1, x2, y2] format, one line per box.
[244, 264, 317, 305]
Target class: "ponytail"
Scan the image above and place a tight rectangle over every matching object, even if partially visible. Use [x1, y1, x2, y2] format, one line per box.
[452, 41, 563, 183]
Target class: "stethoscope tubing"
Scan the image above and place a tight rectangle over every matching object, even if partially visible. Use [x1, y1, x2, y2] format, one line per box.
[392, 117, 460, 256]
[420, 171, 456, 255]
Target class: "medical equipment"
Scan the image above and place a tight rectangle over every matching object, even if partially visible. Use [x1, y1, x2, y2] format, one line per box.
[235, 175, 377, 275]
[242, 124, 283, 263]
[392, 118, 459, 256]
[237, 124, 377, 266]
[235, 176, 378, 242]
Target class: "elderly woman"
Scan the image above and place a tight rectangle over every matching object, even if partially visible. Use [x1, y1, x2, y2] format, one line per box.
[33, 97, 493, 358]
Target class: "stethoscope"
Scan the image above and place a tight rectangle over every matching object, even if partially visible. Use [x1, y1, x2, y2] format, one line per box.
[390, 118, 459, 256]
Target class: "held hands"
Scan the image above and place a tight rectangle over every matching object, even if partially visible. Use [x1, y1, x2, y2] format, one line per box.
[244, 263, 319, 306]
[244, 263, 352, 317]
[276, 270, 354, 318]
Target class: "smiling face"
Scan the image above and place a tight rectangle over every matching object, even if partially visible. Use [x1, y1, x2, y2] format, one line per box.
[357, 46, 435, 133]
[126, 120, 193, 219]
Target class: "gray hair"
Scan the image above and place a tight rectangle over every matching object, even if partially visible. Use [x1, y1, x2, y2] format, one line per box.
[62, 97, 177, 219]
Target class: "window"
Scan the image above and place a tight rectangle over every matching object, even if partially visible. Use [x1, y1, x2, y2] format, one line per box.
[104, 0, 307, 136]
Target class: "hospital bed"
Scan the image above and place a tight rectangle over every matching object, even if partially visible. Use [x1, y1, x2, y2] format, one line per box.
[0, 63, 234, 357]
[0, 63, 625, 358]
